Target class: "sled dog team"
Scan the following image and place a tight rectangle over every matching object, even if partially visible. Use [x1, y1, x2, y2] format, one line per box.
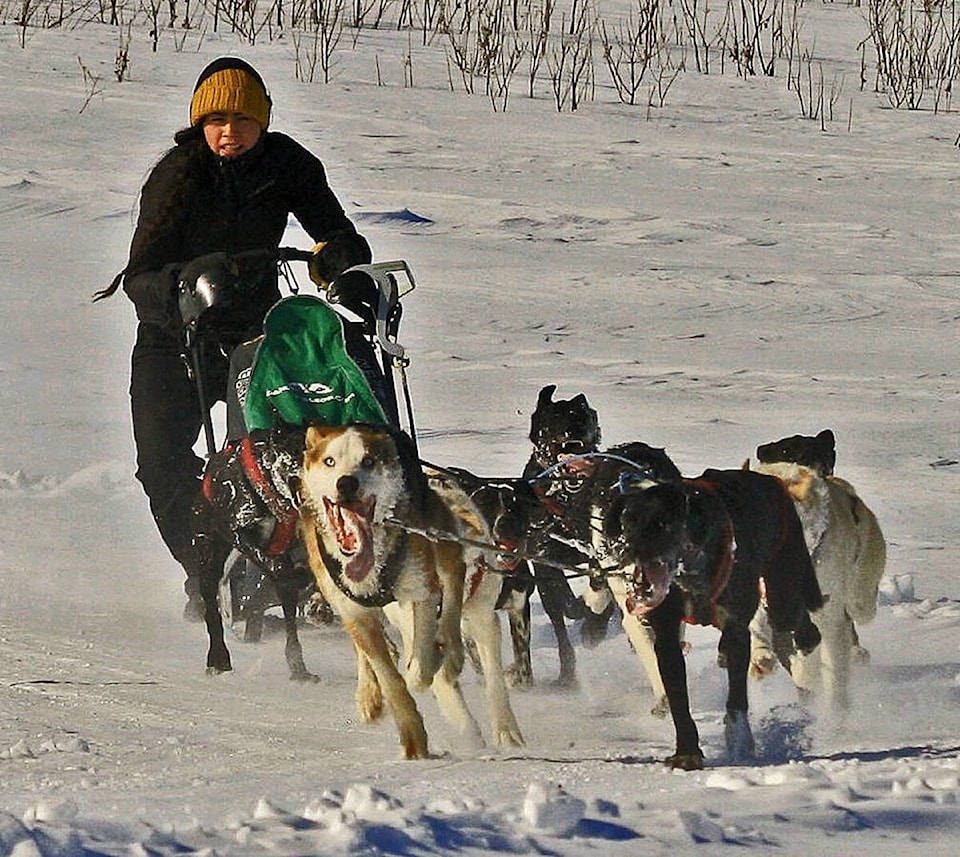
[193, 386, 886, 768]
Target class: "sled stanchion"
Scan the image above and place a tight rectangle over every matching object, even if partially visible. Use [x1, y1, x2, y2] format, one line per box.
[186, 328, 217, 458]
[397, 359, 418, 456]
[332, 260, 419, 443]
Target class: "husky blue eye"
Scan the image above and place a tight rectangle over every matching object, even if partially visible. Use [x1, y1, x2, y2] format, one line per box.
[324, 456, 335, 467]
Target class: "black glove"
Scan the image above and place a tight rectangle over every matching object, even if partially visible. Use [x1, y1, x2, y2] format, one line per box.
[308, 233, 372, 289]
[177, 251, 239, 327]
[327, 269, 380, 323]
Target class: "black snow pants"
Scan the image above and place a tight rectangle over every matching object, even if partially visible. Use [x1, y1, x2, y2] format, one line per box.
[129, 323, 231, 595]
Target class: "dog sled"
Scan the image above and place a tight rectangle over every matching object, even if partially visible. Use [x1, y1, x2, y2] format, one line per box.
[181, 247, 419, 458]
[182, 247, 420, 637]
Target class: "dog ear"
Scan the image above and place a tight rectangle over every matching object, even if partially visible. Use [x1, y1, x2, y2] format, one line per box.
[660, 483, 689, 519]
[815, 429, 837, 475]
[303, 425, 329, 458]
[448, 466, 483, 496]
[741, 458, 751, 471]
[536, 384, 557, 408]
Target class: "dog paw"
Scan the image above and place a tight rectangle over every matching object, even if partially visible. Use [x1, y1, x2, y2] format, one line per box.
[441, 638, 465, 678]
[495, 728, 525, 748]
[551, 674, 580, 692]
[664, 750, 704, 771]
[793, 617, 822, 655]
[503, 665, 534, 690]
[724, 711, 756, 762]
[649, 695, 670, 719]
[205, 649, 232, 674]
[357, 688, 384, 722]
[400, 728, 430, 760]
[851, 644, 871, 665]
[406, 653, 440, 693]
[289, 668, 321, 684]
[749, 652, 779, 680]
[303, 592, 337, 626]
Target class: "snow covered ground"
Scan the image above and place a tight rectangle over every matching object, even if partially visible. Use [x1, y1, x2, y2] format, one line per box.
[1, 5, 958, 854]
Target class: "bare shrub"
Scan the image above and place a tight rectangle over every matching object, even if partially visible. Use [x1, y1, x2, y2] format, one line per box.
[78, 54, 104, 113]
[599, 0, 666, 106]
[15, 0, 39, 46]
[115, 22, 131, 81]
[717, 0, 799, 77]
[647, 45, 684, 111]
[546, 0, 597, 111]
[293, 0, 345, 83]
[675, 0, 723, 73]
[524, 0, 555, 98]
[790, 47, 845, 129]
[864, 0, 960, 111]
[438, 0, 526, 110]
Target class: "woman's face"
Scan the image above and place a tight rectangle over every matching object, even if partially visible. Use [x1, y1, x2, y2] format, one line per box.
[202, 112, 263, 158]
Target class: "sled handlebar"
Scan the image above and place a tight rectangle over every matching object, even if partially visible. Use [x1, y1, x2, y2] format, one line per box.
[232, 247, 416, 298]
[275, 246, 315, 264]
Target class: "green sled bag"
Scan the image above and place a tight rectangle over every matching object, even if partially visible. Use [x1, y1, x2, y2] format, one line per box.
[243, 295, 387, 431]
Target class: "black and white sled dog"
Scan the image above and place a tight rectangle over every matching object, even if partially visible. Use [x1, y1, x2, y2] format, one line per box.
[523, 384, 685, 710]
[519, 384, 618, 688]
[560, 439, 686, 718]
[428, 465, 550, 693]
[593, 468, 824, 769]
[749, 430, 886, 712]
[757, 429, 837, 477]
[191, 423, 318, 681]
[520, 383, 603, 687]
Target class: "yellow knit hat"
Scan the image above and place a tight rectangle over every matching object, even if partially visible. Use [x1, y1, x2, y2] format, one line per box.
[189, 58, 271, 129]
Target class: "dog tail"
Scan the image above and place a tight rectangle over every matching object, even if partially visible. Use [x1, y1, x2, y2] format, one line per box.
[846, 495, 887, 623]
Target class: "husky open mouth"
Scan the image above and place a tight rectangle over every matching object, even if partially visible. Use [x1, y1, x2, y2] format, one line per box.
[622, 561, 675, 616]
[323, 495, 376, 581]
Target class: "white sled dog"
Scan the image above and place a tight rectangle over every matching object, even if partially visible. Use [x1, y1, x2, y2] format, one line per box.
[299, 424, 521, 758]
[750, 460, 886, 712]
[422, 465, 526, 748]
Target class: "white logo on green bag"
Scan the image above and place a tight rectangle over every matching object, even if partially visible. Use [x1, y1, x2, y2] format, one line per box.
[265, 382, 357, 406]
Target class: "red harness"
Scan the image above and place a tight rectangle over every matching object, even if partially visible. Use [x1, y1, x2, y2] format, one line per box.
[202, 436, 300, 557]
[680, 474, 794, 628]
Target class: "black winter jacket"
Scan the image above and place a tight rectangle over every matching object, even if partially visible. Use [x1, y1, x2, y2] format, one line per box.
[124, 131, 369, 346]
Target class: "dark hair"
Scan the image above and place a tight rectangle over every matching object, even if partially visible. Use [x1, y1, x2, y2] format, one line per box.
[125, 126, 210, 274]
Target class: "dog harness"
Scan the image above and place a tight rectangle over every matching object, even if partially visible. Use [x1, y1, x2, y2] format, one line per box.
[315, 528, 406, 608]
[681, 479, 737, 628]
[202, 435, 299, 557]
